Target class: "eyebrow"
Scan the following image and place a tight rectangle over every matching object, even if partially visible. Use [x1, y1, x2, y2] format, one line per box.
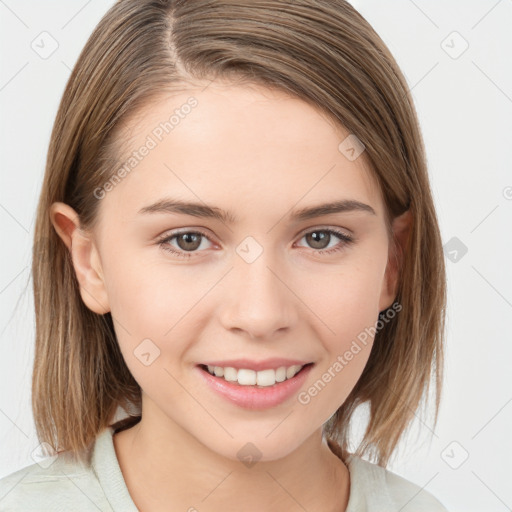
[137, 197, 376, 224]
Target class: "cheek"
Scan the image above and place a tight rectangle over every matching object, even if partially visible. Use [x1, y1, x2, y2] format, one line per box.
[294, 299, 380, 425]
[302, 248, 388, 344]
[333, 272, 384, 343]
[100, 251, 214, 381]
[104, 246, 211, 332]
[293, 251, 388, 417]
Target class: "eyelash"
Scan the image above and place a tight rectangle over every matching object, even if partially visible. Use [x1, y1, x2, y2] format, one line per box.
[156, 228, 354, 259]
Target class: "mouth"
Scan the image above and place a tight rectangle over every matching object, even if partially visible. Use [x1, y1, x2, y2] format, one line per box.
[198, 362, 314, 388]
[196, 362, 315, 409]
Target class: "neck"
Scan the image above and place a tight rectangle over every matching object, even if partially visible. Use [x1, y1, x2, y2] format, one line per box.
[113, 413, 350, 512]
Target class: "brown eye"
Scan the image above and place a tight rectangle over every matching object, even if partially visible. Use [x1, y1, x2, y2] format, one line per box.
[158, 230, 213, 259]
[305, 231, 331, 250]
[297, 228, 354, 255]
[176, 232, 202, 251]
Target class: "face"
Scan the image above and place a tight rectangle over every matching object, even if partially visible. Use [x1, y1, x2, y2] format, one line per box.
[52, 81, 402, 462]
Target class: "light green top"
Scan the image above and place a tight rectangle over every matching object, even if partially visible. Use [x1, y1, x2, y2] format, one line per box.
[0, 426, 447, 511]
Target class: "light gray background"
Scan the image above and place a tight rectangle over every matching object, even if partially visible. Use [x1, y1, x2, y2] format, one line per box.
[1, 1, 511, 511]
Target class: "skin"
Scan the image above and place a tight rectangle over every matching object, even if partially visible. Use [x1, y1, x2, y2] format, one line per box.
[50, 81, 411, 512]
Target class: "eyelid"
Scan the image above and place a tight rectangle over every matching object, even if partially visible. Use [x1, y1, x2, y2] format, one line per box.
[156, 227, 214, 241]
[156, 224, 352, 244]
[156, 224, 354, 258]
[295, 224, 353, 239]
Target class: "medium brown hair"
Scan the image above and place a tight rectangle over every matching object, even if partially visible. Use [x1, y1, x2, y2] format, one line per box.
[32, 0, 446, 466]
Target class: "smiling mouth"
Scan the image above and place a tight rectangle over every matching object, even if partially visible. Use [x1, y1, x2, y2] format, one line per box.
[198, 363, 314, 388]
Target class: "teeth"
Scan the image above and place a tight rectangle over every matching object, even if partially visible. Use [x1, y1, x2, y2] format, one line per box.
[224, 367, 238, 382]
[275, 367, 286, 382]
[205, 364, 305, 386]
[256, 369, 276, 387]
[286, 366, 299, 379]
[238, 369, 257, 385]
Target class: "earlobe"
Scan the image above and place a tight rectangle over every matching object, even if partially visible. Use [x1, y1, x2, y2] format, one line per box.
[379, 209, 413, 312]
[49, 202, 110, 315]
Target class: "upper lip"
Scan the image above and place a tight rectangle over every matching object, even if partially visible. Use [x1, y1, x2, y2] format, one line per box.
[199, 358, 313, 371]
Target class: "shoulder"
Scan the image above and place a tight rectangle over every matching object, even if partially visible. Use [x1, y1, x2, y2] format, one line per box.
[346, 455, 448, 512]
[0, 439, 111, 511]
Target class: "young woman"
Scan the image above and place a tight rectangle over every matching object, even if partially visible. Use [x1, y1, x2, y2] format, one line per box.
[0, 1, 447, 510]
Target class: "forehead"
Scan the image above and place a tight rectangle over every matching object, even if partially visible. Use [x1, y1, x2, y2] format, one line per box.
[99, 82, 385, 226]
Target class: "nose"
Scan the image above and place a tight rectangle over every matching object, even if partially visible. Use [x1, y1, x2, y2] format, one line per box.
[218, 251, 299, 340]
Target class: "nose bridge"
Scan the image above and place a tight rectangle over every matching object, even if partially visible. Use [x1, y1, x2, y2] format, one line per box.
[219, 239, 298, 338]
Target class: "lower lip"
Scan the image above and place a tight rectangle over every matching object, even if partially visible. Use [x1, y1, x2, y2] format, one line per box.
[196, 364, 314, 410]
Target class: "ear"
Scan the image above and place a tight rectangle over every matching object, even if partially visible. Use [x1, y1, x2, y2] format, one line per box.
[378, 209, 413, 312]
[49, 202, 110, 315]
